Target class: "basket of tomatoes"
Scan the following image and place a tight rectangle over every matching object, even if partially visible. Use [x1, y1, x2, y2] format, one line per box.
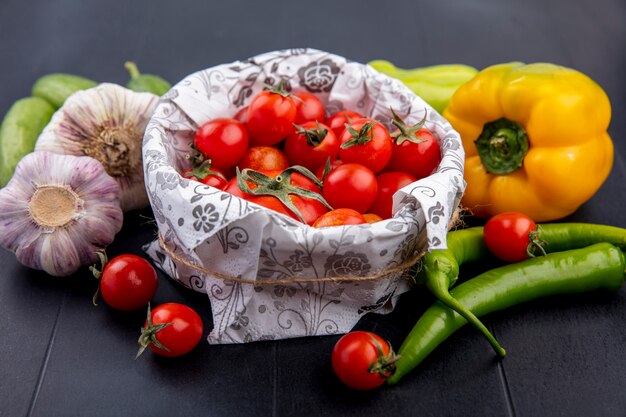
[142, 49, 465, 344]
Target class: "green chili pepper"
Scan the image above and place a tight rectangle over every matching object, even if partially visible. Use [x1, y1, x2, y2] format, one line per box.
[389, 242, 626, 385]
[419, 223, 626, 354]
[125, 62, 171, 96]
[367, 60, 478, 113]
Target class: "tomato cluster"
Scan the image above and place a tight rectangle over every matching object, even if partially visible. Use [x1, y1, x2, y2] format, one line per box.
[186, 83, 442, 227]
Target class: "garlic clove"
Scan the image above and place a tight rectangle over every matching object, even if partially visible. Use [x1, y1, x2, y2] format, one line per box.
[35, 83, 159, 212]
[0, 151, 123, 276]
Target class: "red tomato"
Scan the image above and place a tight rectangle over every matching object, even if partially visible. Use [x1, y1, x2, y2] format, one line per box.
[234, 106, 248, 124]
[363, 213, 383, 223]
[182, 166, 228, 189]
[98, 254, 158, 311]
[387, 119, 441, 180]
[194, 118, 249, 171]
[139, 303, 203, 358]
[339, 118, 392, 173]
[294, 92, 325, 123]
[223, 170, 329, 225]
[315, 158, 344, 180]
[368, 172, 417, 219]
[312, 208, 366, 228]
[284, 122, 339, 172]
[323, 163, 377, 213]
[325, 110, 363, 139]
[237, 146, 290, 172]
[483, 212, 543, 262]
[247, 88, 297, 146]
[331, 331, 397, 390]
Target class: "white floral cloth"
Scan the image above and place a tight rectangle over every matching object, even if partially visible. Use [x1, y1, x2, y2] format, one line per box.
[142, 49, 465, 344]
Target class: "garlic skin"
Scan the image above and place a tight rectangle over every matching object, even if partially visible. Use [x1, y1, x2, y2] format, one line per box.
[0, 151, 123, 276]
[35, 83, 158, 212]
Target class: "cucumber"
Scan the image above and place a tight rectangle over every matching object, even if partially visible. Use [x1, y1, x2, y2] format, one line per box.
[125, 62, 171, 96]
[32, 73, 97, 108]
[0, 97, 55, 186]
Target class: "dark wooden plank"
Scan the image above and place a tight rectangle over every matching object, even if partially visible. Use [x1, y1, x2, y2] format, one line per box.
[0, 0, 625, 416]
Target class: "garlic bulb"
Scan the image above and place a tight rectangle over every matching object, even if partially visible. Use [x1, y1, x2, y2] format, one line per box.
[0, 151, 123, 276]
[35, 83, 158, 211]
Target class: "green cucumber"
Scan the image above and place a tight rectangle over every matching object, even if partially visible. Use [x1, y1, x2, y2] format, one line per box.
[0, 97, 56, 186]
[125, 62, 171, 95]
[32, 73, 97, 108]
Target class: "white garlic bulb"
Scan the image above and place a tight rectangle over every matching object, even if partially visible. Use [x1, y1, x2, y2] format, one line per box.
[0, 151, 123, 276]
[35, 83, 158, 212]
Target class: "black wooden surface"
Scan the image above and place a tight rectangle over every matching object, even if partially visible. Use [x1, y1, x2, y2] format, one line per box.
[1, 1, 625, 416]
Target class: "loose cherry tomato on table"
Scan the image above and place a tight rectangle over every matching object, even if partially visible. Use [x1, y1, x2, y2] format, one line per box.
[91, 253, 158, 311]
[325, 110, 363, 139]
[137, 303, 204, 358]
[284, 121, 339, 172]
[223, 168, 331, 225]
[339, 118, 393, 173]
[237, 146, 290, 172]
[194, 118, 249, 171]
[331, 331, 398, 390]
[322, 163, 378, 213]
[368, 171, 417, 219]
[294, 92, 325, 124]
[387, 109, 441, 180]
[312, 208, 366, 228]
[483, 212, 545, 262]
[247, 83, 297, 146]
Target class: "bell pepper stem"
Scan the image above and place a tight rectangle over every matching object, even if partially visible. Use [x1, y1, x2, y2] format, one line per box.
[475, 117, 528, 174]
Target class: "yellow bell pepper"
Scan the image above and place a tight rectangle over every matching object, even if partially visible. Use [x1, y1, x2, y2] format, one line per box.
[443, 62, 613, 222]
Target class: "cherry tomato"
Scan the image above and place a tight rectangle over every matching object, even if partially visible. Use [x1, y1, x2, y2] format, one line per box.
[182, 166, 228, 189]
[237, 146, 290, 172]
[223, 170, 329, 225]
[98, 254, 158, 311]
[368, 172, 417, 219]
[234, 106, 248, 124]
[339, 118, 392, 173]
[247, 87, 297, 146]
[323, 163, 377, 213]
[312, 208, 366, 228]
[331, 331, 397, 390]
[194, 118, 249, 171]
[139, 303, 203, 358]
[325, 110, 363, 139]
[294, 92, 325, 124]
[483, 212, 542, 262]
[363, 213, 383, 223]
[284, 121, 339, 172]
[387, 124, 441, 180]
[315, 158, 344, 180]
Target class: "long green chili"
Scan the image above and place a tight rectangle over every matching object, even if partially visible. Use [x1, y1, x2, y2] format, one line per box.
[389, 242, 626, 384]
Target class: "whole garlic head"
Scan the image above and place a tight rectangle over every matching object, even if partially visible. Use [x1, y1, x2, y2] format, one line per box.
[36, 83, 159, 211]
[0, 151, 123, 276]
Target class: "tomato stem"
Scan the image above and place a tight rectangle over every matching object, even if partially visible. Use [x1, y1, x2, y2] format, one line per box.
[89, 251, 109, 306]
[390, 107, 427, 145]
[340, 121, 376, 149]
[136, 303, 173, 359]
[236, 166, 333, 223]
[294, 121, 328, 147]
[527, 225, 548, 258]
[367, 334, 399, 379]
